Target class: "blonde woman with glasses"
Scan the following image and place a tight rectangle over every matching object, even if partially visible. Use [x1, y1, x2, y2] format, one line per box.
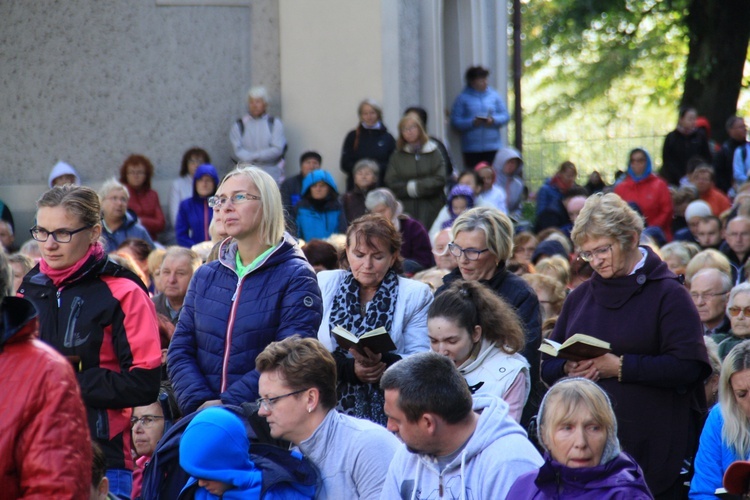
[167, 165, 322, 417]
[541, 192, 710, 497]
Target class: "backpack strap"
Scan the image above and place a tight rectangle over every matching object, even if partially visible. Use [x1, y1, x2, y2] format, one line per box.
[236, 118, 245, 136]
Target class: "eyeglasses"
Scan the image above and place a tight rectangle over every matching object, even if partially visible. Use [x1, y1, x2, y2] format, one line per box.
[729, 306, 750, 318]
[579, 244, 612, 263]
[690, 291, 729, 302]
[448, 242, 490, 261]
[207, 193, 261, 209]
[30, 225, 92, 243]
[105, 196, 129, 204]
[130, 415, 165, 429]
[255, 388, 308, 412]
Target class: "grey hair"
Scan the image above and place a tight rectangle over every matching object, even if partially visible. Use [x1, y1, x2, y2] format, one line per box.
[161, 245, 202, 273]
[728, 283, 750, 313]
[247, 86, 268, 102]
[570, 193, 644, 250]
[365, 188, 403, 219]
[691, 268, 733, 296]
[353, 158, 380, 177]
[99, 178, 129, 202]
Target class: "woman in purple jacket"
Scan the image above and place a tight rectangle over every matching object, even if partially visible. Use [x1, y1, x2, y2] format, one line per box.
[541, 193, 710, 498]
[508, 378, 653, 499]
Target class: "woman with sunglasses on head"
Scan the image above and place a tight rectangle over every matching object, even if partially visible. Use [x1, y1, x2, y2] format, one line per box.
[541, 192, 711, 498]
[712, 283, 750, 360]
[167, 165, 323, 417]
[19, 185, 162, 500]
[436, 206, 542, 428]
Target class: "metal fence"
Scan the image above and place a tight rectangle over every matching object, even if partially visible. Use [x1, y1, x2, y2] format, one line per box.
[521, 134, 666, 191]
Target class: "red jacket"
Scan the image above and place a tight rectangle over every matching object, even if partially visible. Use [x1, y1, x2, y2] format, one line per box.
[615, 174, 674, 240]
[0, 297, 92, 499]
[126, 185, 166, 239]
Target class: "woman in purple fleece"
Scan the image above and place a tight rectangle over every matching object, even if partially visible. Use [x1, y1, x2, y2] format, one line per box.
[508, 377, 653, 499]
[541, 193, 710, 499]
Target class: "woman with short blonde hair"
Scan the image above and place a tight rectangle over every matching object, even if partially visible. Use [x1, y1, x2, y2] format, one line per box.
[542, 192, 710, 496]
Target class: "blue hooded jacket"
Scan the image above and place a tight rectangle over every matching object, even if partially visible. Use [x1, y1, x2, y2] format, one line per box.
[179, 407, 262, 499]
[450, 85, 510, 153]
[294, 170, 346, 241]
[176, 164, 219, 248]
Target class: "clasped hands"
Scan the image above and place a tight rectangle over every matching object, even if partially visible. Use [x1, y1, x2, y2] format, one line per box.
[351, 347, 386, 384]
[563, 353, 621, 381]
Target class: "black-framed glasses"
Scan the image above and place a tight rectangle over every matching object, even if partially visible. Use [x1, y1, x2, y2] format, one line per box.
[448, 242, 490, 261]
[207, 193, 261, 209]
[729, 306, 750, 318]
[30, 225, 92, 243]
[579, 244, 612, 263]
[690, 291, 729, 302]
[255, 388, 308, 412]
[130, 415, 165, 429]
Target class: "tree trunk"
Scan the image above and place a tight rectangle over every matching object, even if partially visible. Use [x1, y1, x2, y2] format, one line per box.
[682, 0, 750, 144]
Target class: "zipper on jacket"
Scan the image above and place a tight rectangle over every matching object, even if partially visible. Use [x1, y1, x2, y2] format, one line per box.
[63, 296, 84, 348]
[438, 473, 443, 498]
[222, 276, 244, 392]
[56, 289, 61, 308]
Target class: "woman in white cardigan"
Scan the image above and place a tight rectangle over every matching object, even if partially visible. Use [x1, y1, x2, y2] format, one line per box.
[316, 213, 432, 426]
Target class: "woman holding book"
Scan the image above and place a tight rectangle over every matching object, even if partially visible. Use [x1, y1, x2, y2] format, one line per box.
[427, 280, 530, 422]
[541, 192, 711, 498]
[316, 213, 433, 425]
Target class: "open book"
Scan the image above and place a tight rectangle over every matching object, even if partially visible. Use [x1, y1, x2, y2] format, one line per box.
[539, 334, 611, 361]
[332, 325, 397, 355]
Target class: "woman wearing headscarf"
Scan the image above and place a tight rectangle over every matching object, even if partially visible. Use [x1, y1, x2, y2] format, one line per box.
[614, 148, 674, 240]
[507, 378, 653, 499]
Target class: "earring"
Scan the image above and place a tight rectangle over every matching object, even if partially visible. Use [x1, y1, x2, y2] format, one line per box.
[307, 407, 312, 413]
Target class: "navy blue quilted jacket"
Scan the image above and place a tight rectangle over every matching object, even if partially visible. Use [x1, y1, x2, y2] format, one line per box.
[167, 233, 323, 414]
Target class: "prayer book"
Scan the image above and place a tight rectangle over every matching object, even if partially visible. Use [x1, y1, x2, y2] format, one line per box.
[539, 334, 612, 361]
[332, 325, 397, 355]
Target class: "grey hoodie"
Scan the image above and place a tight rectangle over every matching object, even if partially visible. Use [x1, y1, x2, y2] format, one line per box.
[492, 147, 525, 216]
[380, 396, 543, 500]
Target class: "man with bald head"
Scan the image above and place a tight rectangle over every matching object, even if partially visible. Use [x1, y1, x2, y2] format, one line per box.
[690, 268, 732, 336]
[721, 216, 750, 283]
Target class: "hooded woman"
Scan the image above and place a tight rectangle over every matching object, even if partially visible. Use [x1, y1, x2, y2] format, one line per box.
[175, 164, 220, 248]
[293, 170, 347, 241]
[507, 378, 653, 499]
[614, 148, 674, 240]
[492, 146, 526, 218]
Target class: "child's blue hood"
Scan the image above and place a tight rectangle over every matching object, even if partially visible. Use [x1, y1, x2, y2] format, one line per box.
[301, 170, 338, 196]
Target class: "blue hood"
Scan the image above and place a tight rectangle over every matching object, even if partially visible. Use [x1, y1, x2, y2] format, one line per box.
[301, 169, 338, 196]
[626, 148, 653, 182]
[179, 407, 262, 490]
[193, 164, 219, 198]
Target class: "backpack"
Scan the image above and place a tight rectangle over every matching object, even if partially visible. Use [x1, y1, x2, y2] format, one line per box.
[236, 116, 289, 159]
[139, 404, 317, 500]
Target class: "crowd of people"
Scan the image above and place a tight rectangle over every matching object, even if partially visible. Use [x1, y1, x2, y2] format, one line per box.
[6, 65, 750, 500]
